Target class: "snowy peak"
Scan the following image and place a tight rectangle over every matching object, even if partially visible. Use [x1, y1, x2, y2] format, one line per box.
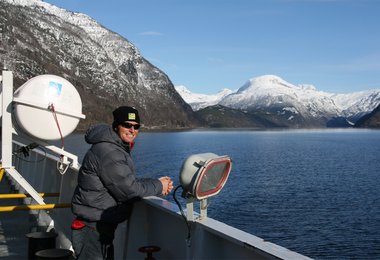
[4, 0, 140, 65]
[330, 90, 380, 111]
[237, 75, 297, 94]
[221, 75, 339, 118]
[220, 75, 380, 119]
[175, 86, 233, 111]
[237, 75, 320, 96]
[178, 75, 380, 127]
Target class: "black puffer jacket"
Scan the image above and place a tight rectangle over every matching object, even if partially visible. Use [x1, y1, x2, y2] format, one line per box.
[71, 124, 162, 224]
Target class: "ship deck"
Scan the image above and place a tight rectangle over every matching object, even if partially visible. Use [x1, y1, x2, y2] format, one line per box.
[0, 176, 29, 259]
[0, 139, 313, 260]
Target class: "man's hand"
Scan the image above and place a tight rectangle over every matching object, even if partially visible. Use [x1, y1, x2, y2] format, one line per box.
[159, 176, 174, 196]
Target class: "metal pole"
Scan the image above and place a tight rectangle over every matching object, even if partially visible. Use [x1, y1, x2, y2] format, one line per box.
[0, 203, 71, 212]
[1, 70, 13, 168]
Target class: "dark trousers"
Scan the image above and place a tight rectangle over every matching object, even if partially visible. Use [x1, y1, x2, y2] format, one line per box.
[72, 222, 117, 260]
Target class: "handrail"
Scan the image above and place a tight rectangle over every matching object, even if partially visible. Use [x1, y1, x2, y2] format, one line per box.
[0, 193, 60, 199]
[0, 203, 71, 212]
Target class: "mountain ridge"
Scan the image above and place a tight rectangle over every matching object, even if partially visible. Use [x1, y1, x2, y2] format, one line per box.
[2, 0, 379, 130]
[355, 104, 380, 128]
[1, 0, 201, 130]
[176, 75, 380, 128]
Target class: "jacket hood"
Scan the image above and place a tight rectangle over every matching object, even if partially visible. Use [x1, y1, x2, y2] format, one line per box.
[85, 124, 126, 147]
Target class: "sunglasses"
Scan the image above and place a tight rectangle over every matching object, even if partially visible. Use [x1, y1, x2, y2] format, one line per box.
[120, 122, 141, 130]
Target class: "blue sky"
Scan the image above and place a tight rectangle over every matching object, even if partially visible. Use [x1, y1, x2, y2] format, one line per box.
[44, 0, 380, 94]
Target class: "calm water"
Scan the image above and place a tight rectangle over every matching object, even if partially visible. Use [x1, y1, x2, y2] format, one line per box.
[64, 129, 380, 259]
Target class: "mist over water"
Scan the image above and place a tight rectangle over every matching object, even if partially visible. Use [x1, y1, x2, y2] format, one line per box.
[64, 129, 380, 259]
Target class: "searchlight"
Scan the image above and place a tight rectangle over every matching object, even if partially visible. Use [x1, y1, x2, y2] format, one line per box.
[178, 153, 232, 221]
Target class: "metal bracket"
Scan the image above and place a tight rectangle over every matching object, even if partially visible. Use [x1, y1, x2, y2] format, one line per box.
[186, 198, 195, 222]
[5, 168, 45, 205]
[186, 197, 208, 221]
[1, 70, 44, 205]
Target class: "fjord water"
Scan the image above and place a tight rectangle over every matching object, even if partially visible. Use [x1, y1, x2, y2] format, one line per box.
[65, 129, 380, 259]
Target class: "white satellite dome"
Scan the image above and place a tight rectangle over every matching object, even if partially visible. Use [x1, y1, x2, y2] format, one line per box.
[13, 75, 85, 141]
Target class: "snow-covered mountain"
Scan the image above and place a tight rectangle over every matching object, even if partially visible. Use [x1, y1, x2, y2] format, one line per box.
[175, 86, 233, 111]
[3, 0, 378, 129]
[330, 91, 380, 121]
[0, 0, 199, 129]
[355, 103, 380, 128]
[221, 75, 340, 119]
[177, 75, 380, 127]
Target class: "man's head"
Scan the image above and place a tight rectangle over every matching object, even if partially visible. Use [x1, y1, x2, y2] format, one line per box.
[113, 106, 140, 125]
[112, 106, 141, 143]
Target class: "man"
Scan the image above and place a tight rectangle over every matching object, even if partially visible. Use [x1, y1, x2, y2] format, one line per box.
[71, 106, 173, 259]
